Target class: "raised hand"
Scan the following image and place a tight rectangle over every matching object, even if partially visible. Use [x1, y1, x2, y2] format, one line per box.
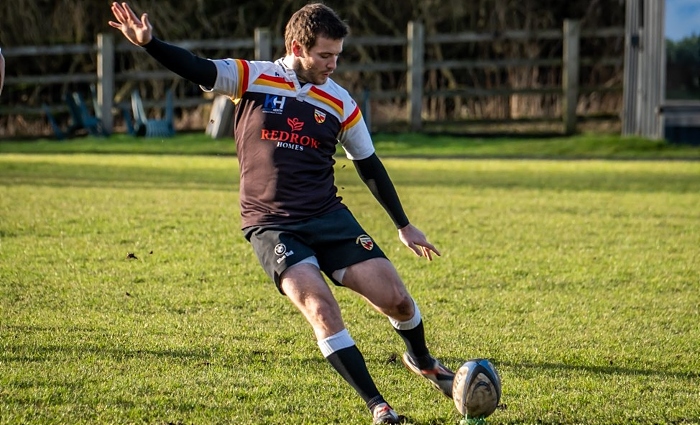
[108, 2, 153, 46]
[398, 223, 441, 261]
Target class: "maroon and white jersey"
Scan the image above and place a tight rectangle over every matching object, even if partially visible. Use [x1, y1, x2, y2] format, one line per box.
[203, 58, 375, 228]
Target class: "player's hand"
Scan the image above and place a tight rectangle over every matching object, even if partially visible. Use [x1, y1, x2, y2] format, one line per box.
[398, 223, 441, 261]
[108, 2, 153, 46]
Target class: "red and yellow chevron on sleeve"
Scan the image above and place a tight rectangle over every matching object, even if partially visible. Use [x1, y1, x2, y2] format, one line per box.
[341, 105, 362, 130]
[309, 86, 343, 116]
[234, 59, 250, 99]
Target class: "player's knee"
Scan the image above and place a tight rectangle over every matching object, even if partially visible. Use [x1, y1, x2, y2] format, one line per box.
[394, 294, 414, 317]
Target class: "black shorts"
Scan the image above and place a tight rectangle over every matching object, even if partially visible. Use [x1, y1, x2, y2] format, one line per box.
[243, 208, 387, 292]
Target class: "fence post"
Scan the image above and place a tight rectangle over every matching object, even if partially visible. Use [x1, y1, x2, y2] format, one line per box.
[407, 21, 424, 132]
[255, 28, 272, 61]
[642, 0, 666, 139]
[622, 0, 642, 136]
[562, 20, 580, 136]
[97, 33, 115, 134]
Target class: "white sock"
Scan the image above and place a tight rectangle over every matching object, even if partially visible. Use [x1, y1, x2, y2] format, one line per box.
[317, 328, 355, 357]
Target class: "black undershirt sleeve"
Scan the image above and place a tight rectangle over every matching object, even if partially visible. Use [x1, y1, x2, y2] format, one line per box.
[143, 37, 217, 89]
[353, 153, 410, 229]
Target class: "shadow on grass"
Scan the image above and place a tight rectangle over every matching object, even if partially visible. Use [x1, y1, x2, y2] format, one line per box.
[1, 324, 254, 364]
[4, 330, 699, 425]
[497, 359, 700, 380]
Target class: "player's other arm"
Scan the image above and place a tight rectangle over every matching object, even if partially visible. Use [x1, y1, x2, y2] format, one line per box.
[353, 154, 409, 229]
[353, 154, 440, 260]
[108, 2, 216, 88]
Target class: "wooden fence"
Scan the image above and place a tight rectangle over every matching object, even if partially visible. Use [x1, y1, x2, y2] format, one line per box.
[2, 20, 624, 135]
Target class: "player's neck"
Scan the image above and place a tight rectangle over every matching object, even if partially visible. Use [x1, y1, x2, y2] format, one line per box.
[282, 55, 309, 85]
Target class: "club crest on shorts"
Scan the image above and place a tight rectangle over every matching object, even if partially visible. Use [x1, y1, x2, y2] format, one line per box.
[274, 243, 295, 264]
[356, 234, 374, 251]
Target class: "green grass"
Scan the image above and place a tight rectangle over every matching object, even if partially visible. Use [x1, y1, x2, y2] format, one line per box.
[1, 132, 699, 159]
[1, 136, 700, 424]
[0, 133, 238, 156]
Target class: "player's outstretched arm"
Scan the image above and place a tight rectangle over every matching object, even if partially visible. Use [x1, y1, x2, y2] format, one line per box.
[108, 2, 153, 46]
[108, 2, 216, 88]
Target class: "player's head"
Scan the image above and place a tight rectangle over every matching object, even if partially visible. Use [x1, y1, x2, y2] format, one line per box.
[284, 3, 349, 54]
[284, 3, 349, 85]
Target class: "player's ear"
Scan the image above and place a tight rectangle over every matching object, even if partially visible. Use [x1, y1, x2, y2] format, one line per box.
[291, 40, 304, 57]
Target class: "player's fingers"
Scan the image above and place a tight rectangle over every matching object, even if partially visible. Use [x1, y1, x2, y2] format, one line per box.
[406, 242, 422, 257]
[421, 246, 433, 261]
[420, 241, 441, 257]
[141, 13, 150, 29]
[417, 240, 440, 257]
[111, 3, 126, 23]
[123, 2, 140, 22]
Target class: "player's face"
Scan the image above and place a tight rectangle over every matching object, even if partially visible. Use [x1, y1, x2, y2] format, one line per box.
[293, 36, 342, 85]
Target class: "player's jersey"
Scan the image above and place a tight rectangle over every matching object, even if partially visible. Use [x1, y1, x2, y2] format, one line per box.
[204, 58, 375, 228]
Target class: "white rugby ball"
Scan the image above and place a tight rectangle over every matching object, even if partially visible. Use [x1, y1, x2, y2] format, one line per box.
[452, 358, 502, 418]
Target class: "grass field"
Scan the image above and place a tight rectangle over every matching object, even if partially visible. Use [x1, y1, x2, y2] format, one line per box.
[1, 134, 699, 424]
[1, 132, 700, 160]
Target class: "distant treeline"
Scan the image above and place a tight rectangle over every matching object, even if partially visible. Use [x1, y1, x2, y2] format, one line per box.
[2, 0, 626, 44]
[667, 35, 700, 100]
[1, 0, 631, 136]
[2, 0, 626, 74]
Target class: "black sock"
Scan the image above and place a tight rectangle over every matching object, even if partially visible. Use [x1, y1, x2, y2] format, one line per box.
[394, 320, 433, 368]
[366, 395, 387, 412]
[325, 345, 383, 408]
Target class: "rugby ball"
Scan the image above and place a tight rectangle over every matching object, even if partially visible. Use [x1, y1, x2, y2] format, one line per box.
[452, 358, 501, 418]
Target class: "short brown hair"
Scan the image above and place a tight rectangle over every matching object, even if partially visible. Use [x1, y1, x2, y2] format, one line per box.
[284, 3, 349, 54]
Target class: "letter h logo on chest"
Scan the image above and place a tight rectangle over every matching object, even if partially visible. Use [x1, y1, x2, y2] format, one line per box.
[264, 95, 286, 110]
